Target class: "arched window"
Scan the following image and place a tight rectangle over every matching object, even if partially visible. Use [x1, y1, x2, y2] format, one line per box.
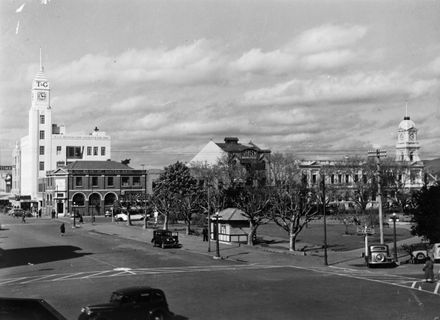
[72, 193, 85, 206]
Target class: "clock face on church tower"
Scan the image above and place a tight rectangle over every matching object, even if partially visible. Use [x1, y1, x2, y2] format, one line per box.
[409, 132, 415, 141]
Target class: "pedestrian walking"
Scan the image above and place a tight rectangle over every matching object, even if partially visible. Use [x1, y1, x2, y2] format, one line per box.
[423, 256, 434, 283]
[21, 212, 26, 223]
[38, 208, 42, 218]
[60, 223, 65, 236]
[79, 214, 83, 224]
[202, 227, 208, 242]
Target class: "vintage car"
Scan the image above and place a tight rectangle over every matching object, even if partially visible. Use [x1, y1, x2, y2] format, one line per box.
[0, 297, 67, 320]
[151, 230, 181, 249]
[78, 286, 172, 320]
[365, 244, 395, 268]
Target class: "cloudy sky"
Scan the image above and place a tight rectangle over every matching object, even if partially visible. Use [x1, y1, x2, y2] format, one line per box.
[1, 0, 439, 169]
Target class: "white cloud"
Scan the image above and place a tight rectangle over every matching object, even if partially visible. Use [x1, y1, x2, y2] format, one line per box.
[242, 72, 436, 106]
[292, 24, 368, 54]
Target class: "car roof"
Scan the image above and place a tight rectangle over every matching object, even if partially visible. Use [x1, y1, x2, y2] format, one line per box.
[113, 286, 162, 295]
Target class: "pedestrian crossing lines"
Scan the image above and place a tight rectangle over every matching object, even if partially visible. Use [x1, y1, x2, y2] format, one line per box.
[0, 264, 284, 286]
[292, 265, 440, 296]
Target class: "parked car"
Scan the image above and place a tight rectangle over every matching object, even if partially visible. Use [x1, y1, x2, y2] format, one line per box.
[115, 212, 145, 222]
[365, 244, 395, 268]
[78, 286, 173, 320]
[7, 208, 31, 217]
[151, 230, 181, 249]
[433, 243, 440, 263]
[0, 297, 67, 320]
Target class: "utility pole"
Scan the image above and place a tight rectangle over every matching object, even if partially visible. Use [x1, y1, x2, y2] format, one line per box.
[321, 173, 328, 266]
[368, 149, 387, 244]
[207, 184, 211, 253]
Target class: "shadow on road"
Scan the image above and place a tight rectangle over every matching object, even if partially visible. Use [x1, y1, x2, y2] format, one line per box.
[0, 245, 91, 268]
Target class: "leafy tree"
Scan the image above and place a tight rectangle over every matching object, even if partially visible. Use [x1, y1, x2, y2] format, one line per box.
[410, 184, 440, 243]
[152, 161, 202, 234]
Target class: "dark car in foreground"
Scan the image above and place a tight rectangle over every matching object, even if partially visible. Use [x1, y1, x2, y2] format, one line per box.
[151, 230, 181, 249]
[78, 287, 173, 320]
[0, 297, 67, 320]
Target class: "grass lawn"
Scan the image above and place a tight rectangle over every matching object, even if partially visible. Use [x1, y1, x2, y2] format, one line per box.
[258, 222, 413, 251]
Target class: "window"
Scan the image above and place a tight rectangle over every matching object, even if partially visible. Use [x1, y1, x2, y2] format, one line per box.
[39, 161, 44, 171]
[101, 147, 106, 156]
[133, 177, 140, 186]
[338, 174, 342, 184]
[354, 174, 359, 183]
[75, 177, 83, 187]
[331, 175, 335, 184]
[39, 146, 45, 155]
[40, 130, 45, 139]
[87, 146, 92, 156]
[92, 176, 98, 187]
[93, 147, 98, 156]
[40, 114, 45, 124]
[312, 174, 317, 184]
[56, 161, 65, 168]
[66, 146, 83, 159]
[122, 177, 129, 186]
[108, 176, 114, 186]
[56, 146, 62, 155]
[345, 175, 350, 183]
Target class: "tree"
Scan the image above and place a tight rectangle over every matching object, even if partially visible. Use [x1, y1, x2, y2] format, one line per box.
[269, 153, 320, 251]
[152, 161, 202, 234]
[230, 186, 272, 245]
[410, 184, 440, 243]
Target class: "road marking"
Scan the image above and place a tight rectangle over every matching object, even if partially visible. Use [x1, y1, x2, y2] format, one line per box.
[51, 272, 85, 281]
[435, 283, 440, 294]
[0, 264, 283, 286]
[19, 274, 57, 284]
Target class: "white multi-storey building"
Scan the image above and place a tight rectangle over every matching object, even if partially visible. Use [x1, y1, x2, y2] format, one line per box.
[12, 59, 111, 206]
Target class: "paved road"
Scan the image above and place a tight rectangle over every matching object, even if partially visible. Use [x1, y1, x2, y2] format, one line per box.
[0, 216, 439, 320]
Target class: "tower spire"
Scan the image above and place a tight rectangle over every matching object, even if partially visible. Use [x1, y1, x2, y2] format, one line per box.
[404, 100, 409, 120]
[39, 48, 44, 72]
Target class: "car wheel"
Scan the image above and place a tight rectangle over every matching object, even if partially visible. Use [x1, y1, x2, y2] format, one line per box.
[416, 253, 426, 261]
[161, 242, 165, 249]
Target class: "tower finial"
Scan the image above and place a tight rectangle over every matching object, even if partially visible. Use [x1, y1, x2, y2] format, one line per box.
[39, 48, 44, 72]
[404, 100, 410, 120]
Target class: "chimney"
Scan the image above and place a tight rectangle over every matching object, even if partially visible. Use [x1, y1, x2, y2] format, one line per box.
[224, 137, 239, 144]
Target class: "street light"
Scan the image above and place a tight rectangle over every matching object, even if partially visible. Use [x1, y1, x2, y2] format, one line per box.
[389, 213, 400, 263]
[72, 201, 77, 228]
[213, 212, 221, 259]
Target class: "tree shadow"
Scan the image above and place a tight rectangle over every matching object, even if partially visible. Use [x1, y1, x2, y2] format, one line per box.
[0, 245, 90, 268]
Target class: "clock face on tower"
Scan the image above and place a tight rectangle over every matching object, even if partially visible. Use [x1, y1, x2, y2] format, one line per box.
[409, 132, 415, 141]
[399, 132, 405, 140]
[37, 92, 47, 101]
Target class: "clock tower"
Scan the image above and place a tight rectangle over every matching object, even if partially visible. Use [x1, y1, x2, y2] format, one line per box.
[395, 114, 420, 163]
[27, 50, 53, 199]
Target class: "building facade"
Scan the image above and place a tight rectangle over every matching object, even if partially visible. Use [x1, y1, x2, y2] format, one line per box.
[12, 61, 111, 205]
[44, 161, 160, 217]
[189, 137, 272, 186]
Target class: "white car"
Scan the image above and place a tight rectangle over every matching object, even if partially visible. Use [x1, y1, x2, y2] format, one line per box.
[114, 212, 144, 222]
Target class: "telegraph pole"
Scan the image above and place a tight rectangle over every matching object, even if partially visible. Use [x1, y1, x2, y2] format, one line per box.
[321, 173, 328, 266]
[368, 149, 387, 244]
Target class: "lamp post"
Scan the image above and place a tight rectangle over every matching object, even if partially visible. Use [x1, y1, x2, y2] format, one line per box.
[368, 149, 387, 244]
[207, 185, 211, 253]
[321, 174, 328, 266]
[72, 201, 77, 228]
[389, 213, 400, 263]
[213, 212, 221, 259]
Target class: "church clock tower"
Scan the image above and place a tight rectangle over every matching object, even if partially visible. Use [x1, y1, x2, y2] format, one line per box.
[395, 114, 420, 163]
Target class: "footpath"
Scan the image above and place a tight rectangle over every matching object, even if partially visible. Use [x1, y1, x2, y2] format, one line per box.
[55, 216, 433, 279]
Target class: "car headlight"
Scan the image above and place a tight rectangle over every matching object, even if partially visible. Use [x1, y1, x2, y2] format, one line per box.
[81, 307, 94, 315]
